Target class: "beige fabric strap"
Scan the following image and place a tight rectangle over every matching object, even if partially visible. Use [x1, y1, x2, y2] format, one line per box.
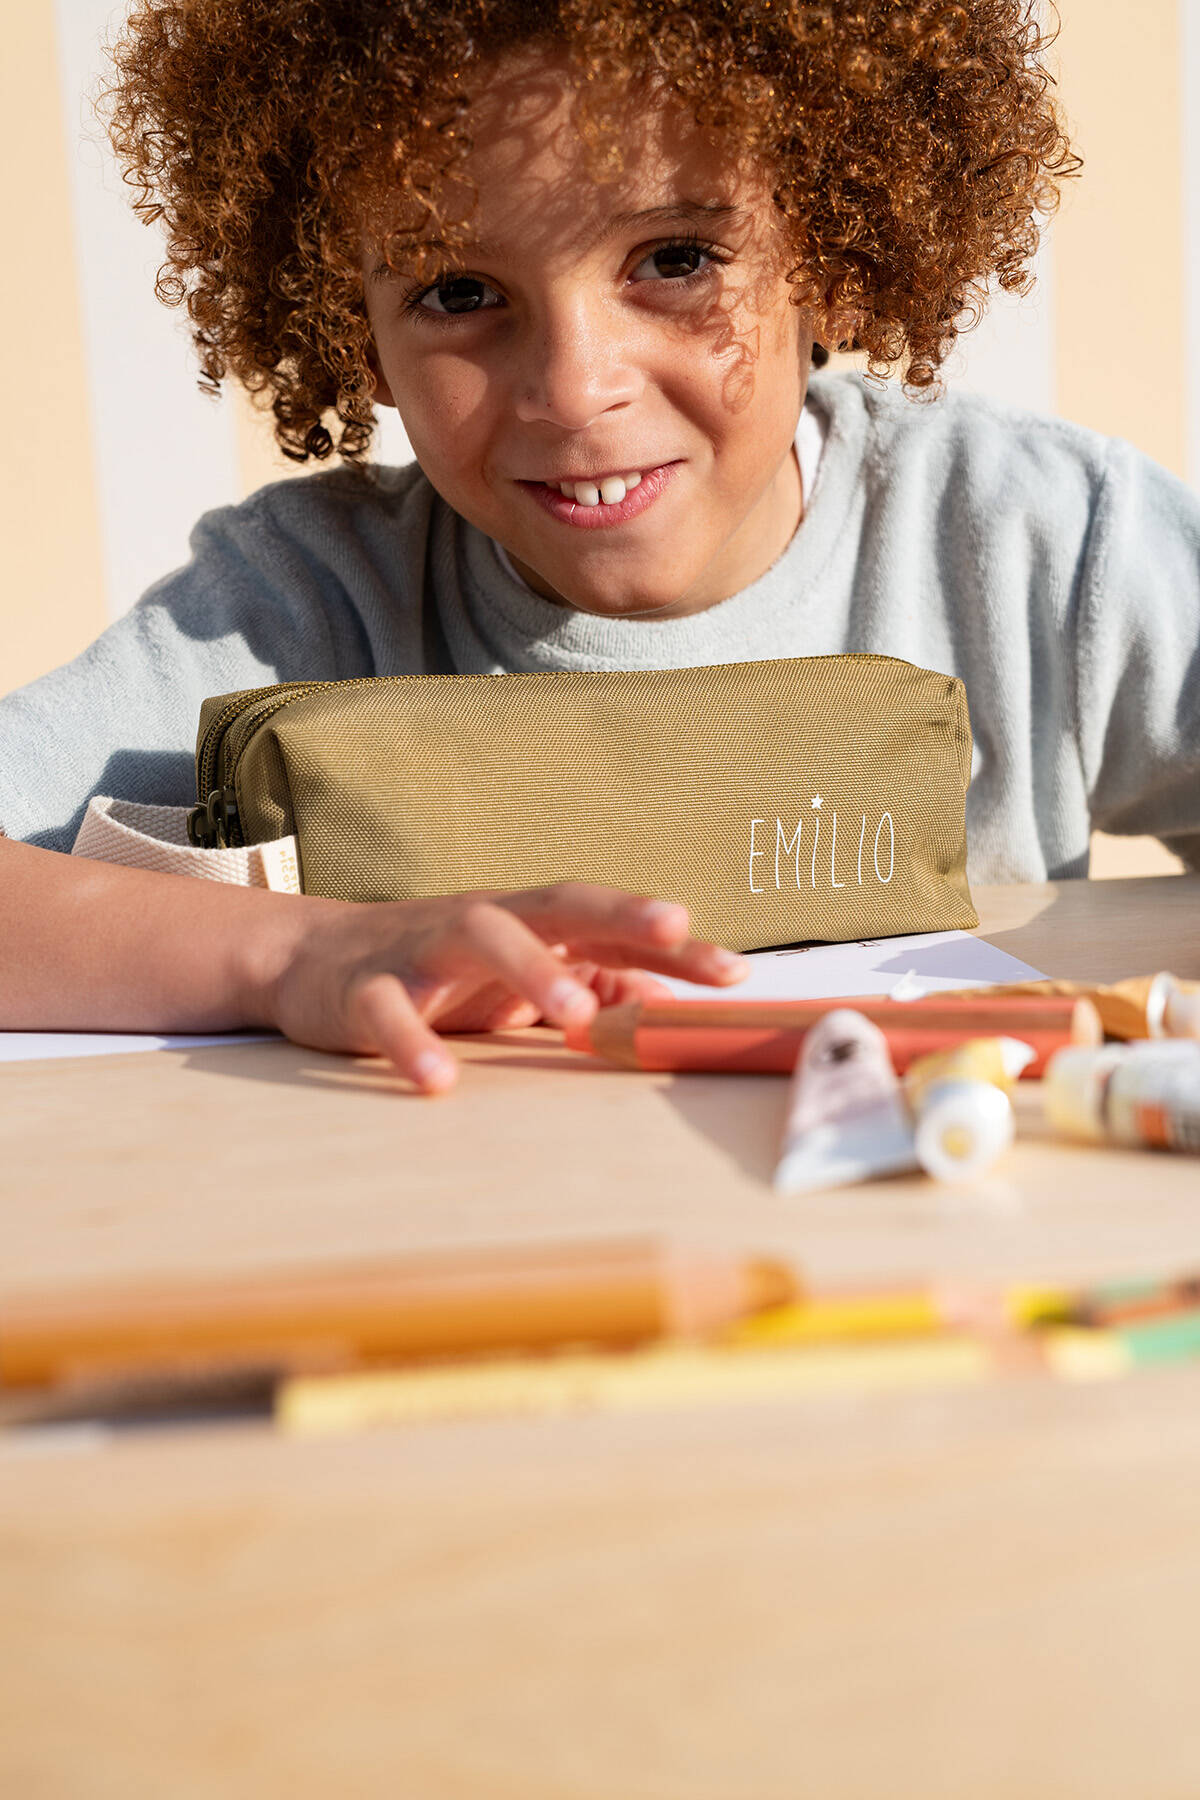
[71, 796, 302, 893]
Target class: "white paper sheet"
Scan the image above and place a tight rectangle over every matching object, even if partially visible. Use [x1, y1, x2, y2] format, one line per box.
[651, 929, 1046, 1002]
[0, 1031, 278, 1065]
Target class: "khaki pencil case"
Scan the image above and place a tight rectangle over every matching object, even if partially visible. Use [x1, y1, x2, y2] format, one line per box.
[183, 655, 977, 951]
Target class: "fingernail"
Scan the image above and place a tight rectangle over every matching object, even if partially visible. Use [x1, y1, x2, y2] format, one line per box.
[414, 1050, 455, 1089]
[712, 949, 750, 974]
[643, 900, 689, 933]
[548, 979, 596, 1021]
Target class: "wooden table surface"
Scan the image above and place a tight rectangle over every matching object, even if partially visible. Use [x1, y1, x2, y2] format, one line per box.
[3, 876, 1200, 1798]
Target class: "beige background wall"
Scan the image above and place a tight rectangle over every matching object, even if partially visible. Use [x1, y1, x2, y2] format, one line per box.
[2, 0, 1194, 876]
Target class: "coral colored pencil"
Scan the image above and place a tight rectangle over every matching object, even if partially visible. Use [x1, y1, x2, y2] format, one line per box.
[563, 995, 1100, 1077]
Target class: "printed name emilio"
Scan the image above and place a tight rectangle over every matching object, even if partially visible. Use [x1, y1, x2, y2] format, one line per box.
[748, 797, 895, 894]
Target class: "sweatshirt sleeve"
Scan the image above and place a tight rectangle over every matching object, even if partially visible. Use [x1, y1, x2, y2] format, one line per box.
[0, 484, 372, 855]
[1074, 435, 1200, 871]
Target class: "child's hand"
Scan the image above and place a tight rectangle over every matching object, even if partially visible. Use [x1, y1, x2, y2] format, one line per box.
[261, 881, 750, 1094]
[428, 957, 678, 1034]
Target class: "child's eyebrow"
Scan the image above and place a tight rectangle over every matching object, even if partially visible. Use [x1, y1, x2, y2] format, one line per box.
[368, 199, 748, 281]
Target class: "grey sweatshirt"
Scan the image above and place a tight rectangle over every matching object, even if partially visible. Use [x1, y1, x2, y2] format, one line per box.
[2, 370, 1198, 884]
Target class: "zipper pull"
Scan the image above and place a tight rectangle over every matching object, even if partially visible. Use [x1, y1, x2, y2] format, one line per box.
[186, 787, 240, 849]
[186, 802, 212, 847]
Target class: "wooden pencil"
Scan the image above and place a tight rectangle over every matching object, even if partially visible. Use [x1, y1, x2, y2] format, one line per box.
[0, 1239, 800, 1391]
[564, 994, 1101, 1076]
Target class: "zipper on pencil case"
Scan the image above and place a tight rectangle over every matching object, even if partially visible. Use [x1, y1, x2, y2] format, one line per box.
[194, 650, 917, 801]
[187, 652, 927, 849]
[189, 681, 327, 848]
[190, 673, 410, 846]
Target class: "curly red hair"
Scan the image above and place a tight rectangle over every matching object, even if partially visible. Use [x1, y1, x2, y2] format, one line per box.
[102, 0, 1080, 462]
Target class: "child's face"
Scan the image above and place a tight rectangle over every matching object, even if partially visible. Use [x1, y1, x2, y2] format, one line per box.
[364, 50, 823, 621]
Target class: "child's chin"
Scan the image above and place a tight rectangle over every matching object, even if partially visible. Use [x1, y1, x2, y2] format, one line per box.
[503, 551, 694, 619]
[542, 562, 701, 620]
[562, 586, 693, 621]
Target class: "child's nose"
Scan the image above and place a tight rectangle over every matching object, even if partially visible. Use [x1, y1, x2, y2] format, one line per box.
[512, 295, 643, 429]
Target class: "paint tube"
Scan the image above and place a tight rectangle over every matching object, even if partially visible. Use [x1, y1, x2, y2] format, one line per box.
[773, 1009, 918, 1195]
[1043, 1041, 1200, 1154]
[902, 1037, 1035, 1182]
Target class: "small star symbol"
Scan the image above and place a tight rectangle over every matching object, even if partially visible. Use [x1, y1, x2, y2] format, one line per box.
[811, 794, 823, 809]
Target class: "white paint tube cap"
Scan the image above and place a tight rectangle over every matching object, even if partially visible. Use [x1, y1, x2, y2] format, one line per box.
[913, 1079, 1014, 1182]
[1144, 972, 1200, 1039]
[1163, 980, 1200, 1040]
[997, 1037, 1038, 1081]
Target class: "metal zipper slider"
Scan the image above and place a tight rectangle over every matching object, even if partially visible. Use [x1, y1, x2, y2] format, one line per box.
[186, 787, 240, 849]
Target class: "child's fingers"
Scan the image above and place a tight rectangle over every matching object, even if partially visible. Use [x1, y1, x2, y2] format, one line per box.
[484, 998, 544, 1029]
[505, 883, 695, 951]
[564, 959, 681, 1008]
[449, 898, 600, 1029]
[434, 989, 544, 1032]
[549, 935, 751, 987]
[584, 966, 677, 1008]
[425, 977, 511, 1030]
[348, 972, 459, 1094]
[499, 885, 749, 987]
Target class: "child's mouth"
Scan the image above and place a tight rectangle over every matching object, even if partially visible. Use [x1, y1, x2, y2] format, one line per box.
[518, 462, 680, 530]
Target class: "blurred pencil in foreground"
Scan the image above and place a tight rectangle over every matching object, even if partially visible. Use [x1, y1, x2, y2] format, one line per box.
[277, 1338, 994, 1435]
[729, 1270, 1200, 1344]
[0, 1240, 800, 1392]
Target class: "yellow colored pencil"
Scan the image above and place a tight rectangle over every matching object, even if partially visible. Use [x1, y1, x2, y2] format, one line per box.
[724, 1294, 947, 1345]
[277, 1338, 995, 1436]
[722, 1286, 1076, 1348]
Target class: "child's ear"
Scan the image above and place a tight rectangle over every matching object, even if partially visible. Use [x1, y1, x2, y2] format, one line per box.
[815, 298, 864, 356]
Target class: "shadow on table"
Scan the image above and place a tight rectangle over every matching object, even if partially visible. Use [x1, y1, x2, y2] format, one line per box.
[657, 1073, 789, 1186]
[173, 1035, 788, 1184]
[174, 1039, 427, 1099]
[480, 1038, 790, 1184]
[173, 1030, 577, 1099]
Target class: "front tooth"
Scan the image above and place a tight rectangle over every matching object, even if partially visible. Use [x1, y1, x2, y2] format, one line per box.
[599, 476, 628, 505]
[623, 470, 642, 489]
[575, 481, 602, 507]
[558, 482, 573, 496]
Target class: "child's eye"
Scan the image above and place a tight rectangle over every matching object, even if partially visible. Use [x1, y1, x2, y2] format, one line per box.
[629, 237, 727, 287]
[402, 274, 503, 319]
[399, 234, 728, 324]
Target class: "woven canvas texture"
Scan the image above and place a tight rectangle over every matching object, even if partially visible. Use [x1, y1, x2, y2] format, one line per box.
[206, 656, 975, 950]
[72, 795, 301, 891]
